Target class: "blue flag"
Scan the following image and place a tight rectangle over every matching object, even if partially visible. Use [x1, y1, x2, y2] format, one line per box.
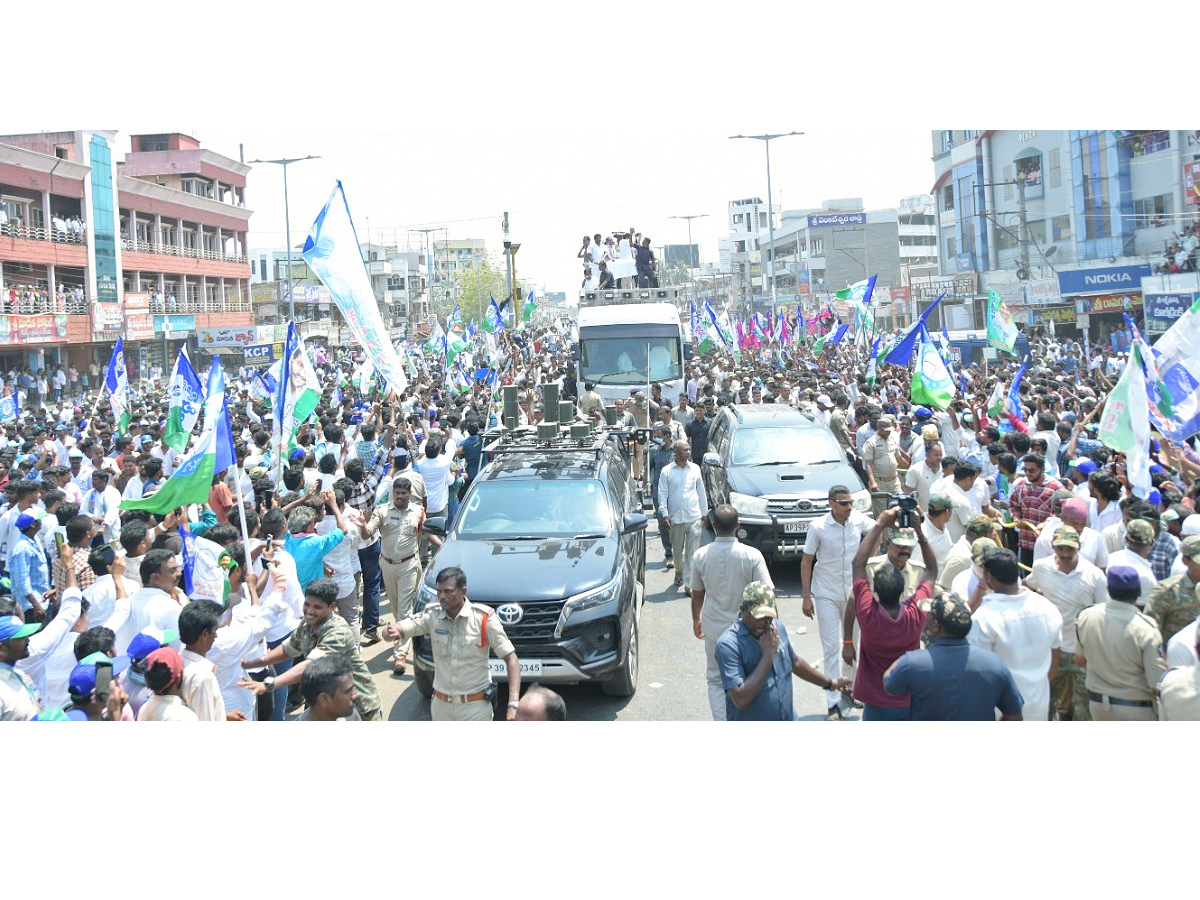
[484, 295, 505, 333]
[179, 526, 198, 596]
[1007, 356, 1030, 424]
[828, 323, 849, 345]
[883, 292, 946, 367]
[0, 392, 18, 424]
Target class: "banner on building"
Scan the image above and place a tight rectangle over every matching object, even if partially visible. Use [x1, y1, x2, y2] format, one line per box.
[90, 300, 124, 333]
[125, 314, 155, 341]
[197, 326, 257, 348]
[125, 292, 150, 311]
[1074, 293, 1143, 314]
[154, 314, 197, 333]
[243, 343, 282, 363]
[1185, 161, 1200, 206]
[1144, 292, 1198, 334]
[0, 314, 69, 346]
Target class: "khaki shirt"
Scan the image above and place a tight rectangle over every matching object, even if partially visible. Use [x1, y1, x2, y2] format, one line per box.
[861, 432, 900, 483]
[1076, 601, 1166, 701]
[830, 408, 851, 449]
[368, 503, 424, 563]
[1158, 666, 1200, 720]
[389, 468, 427, 510]
[578, 390, 605, 416]
[395, 598, 516, 695]
[865, 555, 925, 602]
[689, 536, 772, 634]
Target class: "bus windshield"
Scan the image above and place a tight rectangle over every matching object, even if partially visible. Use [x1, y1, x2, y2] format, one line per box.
[579, 336, 682, 385]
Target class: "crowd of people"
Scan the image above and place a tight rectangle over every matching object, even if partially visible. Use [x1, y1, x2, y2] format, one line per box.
[0, 296, 1198, 722]
[0, 208, 85, 243]
[2, 280, 88, 315]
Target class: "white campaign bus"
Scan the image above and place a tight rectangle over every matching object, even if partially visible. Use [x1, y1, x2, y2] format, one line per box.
[574, 287, 691, 406]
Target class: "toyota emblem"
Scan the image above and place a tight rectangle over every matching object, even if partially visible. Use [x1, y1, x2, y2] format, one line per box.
[497, 604, 524, 625]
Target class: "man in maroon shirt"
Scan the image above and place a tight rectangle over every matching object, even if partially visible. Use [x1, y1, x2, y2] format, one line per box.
[844, 507, 937, 721]
[1008, 453, 1064, 568]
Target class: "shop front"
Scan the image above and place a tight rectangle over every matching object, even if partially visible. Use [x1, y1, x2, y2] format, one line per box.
[1058, 264, 1151, 345]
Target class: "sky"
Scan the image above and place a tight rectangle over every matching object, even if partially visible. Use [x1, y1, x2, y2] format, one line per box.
[6, 3, 1174, 312]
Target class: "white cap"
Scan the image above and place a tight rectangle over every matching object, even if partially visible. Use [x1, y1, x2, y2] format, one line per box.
[816, 394, 833, 407]
[1182, 515, 1200, 537]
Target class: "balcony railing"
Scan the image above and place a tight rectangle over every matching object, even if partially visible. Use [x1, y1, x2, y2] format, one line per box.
[0, 295, 91, 315]
[0, 222, 87, 245]
[121, 237, 248, 264]
[146, 296, 251, 314]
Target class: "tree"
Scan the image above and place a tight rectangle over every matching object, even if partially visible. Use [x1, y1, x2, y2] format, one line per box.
[430, 257, 525, 327]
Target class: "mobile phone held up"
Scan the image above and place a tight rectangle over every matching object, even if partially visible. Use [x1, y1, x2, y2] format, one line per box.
[94, 658, 113, 705]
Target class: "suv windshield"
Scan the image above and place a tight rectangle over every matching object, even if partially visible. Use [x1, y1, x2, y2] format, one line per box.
[455, 480, 615, 538]
[730, 426, 846, 467]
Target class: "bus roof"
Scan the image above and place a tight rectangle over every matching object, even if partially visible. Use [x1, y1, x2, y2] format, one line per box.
[577, 302, 681, 328]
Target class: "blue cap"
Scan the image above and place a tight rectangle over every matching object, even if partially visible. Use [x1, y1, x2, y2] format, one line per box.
[1106, 565, 1142, 595]
[1149, 464, 1165, 474]
[289, 449, 306, 460]
[1148, 489, 1162, 507]
[15, 512, 42, 531]
[1074, 458, 1097, 476]
[913, 407, 932, 419]
[0, 615, 41, 641]
[68, 656, 130, 699]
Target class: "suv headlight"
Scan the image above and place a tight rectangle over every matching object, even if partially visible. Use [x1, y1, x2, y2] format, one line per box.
[557, 577, 621, 637]
[851, 489, 872, 513]
[729, 491, 768, 516]
[416, 580, 437, 613]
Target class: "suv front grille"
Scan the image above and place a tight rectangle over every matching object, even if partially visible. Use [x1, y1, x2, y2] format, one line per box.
[766, 497, 829, 515]
[495, 598, 565, 642]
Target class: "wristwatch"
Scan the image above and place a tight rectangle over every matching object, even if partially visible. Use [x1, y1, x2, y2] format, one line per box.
[506, 701, 520, 709]
[263, 676, 276, 690]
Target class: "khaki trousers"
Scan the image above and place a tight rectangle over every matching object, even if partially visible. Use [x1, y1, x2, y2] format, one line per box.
[382, 555, 422, 660]
[431, 697, 493, 721]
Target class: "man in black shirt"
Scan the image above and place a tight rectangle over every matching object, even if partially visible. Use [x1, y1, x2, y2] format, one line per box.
[597, 261, 615, 290]
[686, 401, 713, 463]
[635, 238, 656, 288]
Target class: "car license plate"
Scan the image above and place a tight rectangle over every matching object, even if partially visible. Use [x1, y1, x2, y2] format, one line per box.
[783, 521, 808, 534]
[489, 659, 542, 677]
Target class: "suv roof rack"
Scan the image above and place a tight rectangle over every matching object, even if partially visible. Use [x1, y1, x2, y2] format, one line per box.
[484, 424, 647, 460]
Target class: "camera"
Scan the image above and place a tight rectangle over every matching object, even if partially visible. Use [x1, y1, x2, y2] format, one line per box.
[887, 493, 919, 529]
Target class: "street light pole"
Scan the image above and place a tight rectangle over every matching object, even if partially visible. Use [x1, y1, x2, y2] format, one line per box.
[248, 154, 320, 323]
[670, 213, 708, 307]
[729, 132, 803, 318]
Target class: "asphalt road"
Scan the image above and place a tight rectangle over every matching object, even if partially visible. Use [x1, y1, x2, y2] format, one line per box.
[364, 525, 862, 722]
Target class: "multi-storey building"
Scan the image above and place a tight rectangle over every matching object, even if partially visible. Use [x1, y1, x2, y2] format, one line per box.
[0, 130, 253, 378]
[930, 129, 1200, 338]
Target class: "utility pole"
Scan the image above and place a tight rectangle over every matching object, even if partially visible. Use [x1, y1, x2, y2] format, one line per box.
[1016, 175, 1030, 275]
[414, 227, 438, 326]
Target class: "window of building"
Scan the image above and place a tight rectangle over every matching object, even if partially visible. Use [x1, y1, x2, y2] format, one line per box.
[1027, 219, 1047, 245]
[942, 184, 954, 211]
[1014, 149, 1044, 199]
[1047, 148, 1062, 189]
[758, 212, 768, 230]
[733, 214, 743, 225]
[1052, 215, 1071, 242]
[1119, 130, 1171, 157]
[810, 238, 823, 254]
[1134, 193, 1173, 228]
[946, 237, 957, 258]
[1082, 132, 1112, 240]
[387, 274, 405, 291]
[995, 226, 1018, 251]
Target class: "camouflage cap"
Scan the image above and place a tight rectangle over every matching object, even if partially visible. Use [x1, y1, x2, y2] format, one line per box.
[971, 537, 1000, 564]
[885, 527, 918, 547]
[921, 424, 940, 442]
[927, 493, 953, 513]
[1051, 525, 1080, 548]
[930, 592, 973, 634]
[1180, 534, 1200, 561]
[740, 581, 778, 619]
[966, 515, 996, 539]
[1126, 518, 1155, 545]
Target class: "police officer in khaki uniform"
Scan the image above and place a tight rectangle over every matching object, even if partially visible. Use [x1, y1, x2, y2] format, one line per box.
[1144, 534, 1200, 645]
[861, 415, 909, 518]
[363, 476, 439, 676]
[1075, 565, 1167, 721]
[384, 566, 521, 721]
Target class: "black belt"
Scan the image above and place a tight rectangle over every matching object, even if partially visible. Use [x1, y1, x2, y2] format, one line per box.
[382, 553, 416, 565]
[1087, 691, 1153, 708]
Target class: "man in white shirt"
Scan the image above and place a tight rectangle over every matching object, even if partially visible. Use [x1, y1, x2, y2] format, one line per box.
[1023, 525, 1108, 720]
[968, 546, 1063, 722]
[414, 436, 454, 518]
[1033, 496, 1108, 569]
[117, 550, 186, 656]
[922, 494, 955, 572]
[81, 470, 123, 544]
[689, 504, 772, 720]
[905, 440, 943, 515]
[178, 599, 231, 721]
[657, 439, 708, 593]
[801, 484, 874, 719]
[1105, 519, 1158, 605]
[151, 438, 180, 478]
[940, 462, 979, 544]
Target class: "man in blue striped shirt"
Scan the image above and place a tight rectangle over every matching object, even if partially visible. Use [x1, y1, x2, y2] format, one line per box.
[9, 512, 50, 618]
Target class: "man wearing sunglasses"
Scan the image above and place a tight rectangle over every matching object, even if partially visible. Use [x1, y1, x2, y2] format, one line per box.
[802, 484, 873, 720]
